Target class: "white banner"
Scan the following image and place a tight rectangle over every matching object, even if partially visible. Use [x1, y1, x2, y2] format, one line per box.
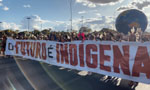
[5, 38, 150, 84]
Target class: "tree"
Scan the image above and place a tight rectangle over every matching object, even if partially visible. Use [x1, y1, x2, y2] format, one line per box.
[33, 29, 41, 36]
[15, 30, 19, 34]
[41, 28, 51, 35]
[3, 29, 15, 37]
[100, 28, 118, 33]
[0, 32, 4, 38]
[79, 27, 92, 34]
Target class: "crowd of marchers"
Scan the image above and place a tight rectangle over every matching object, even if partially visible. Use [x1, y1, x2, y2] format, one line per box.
[0, 27, 150, 55]
[0, 27, 149, 89]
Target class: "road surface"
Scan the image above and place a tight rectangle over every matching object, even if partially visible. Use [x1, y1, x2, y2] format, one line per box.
[0, 56, 149, 90]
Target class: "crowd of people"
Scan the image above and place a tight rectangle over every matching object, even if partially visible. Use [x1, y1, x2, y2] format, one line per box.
[1, 27, 149, 42]
[0, 27, 150, 56]
[0, 27, 150, 89]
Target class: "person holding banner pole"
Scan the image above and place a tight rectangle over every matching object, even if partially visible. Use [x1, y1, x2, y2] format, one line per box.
[1, 35, 6, 57]
[128, 27, 139, 89]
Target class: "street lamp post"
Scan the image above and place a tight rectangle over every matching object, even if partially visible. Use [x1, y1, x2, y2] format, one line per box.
[113, 11, 117, 30]
[27, 17, 31, 33]
[0, 22, 2, 30]
[40, 21, 43, 31]
[70, 0, 73, 32]
[81, 16, 84, 27]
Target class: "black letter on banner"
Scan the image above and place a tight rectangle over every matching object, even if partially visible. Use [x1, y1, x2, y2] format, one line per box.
[8, 43, 14, 50]
[48, 45, 53, 58]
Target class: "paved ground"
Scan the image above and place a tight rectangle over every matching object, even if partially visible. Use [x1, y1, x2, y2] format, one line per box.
[0, 56, 150, 90]
[0, 57, 33, 90]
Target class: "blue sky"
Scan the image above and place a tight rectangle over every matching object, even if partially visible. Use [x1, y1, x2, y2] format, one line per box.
[0, 0, 150, 31]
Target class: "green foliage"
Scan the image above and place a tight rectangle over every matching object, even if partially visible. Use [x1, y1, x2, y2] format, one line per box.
[41, 29, 51, 35]
[33, 29, 41, 36]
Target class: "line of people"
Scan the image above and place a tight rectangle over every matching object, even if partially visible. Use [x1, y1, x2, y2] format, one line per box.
[0, 28, 149, 89]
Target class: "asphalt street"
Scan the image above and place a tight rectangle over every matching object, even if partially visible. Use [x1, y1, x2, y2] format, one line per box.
[0, 57, 33, 90]
[0, 56, 149, 90]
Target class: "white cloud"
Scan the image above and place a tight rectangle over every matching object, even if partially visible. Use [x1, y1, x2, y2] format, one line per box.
[84, 16, 114, 30]
[9, 23, 21, 30]
[88, 0, 121, 4]
[96, 13, 101, 17]
[50, 15, 114, 31]
[53, 21, 69, 31]
[86, 16, 106, 24]
[76, 0, 124, 8]
[21, 15, 50, 30]
[0, 3, 3, 6]
[117, 0, 150, 11]
[0, 22, 20, 30]
[78, 11, 87, 14]
[145, 13, 150, 32]
[23, 4, 31, 8]
[81, 17, 113, 30]
[18, 15, 114, 31]
[0, 0, 10, 11]
[76, 0, 96, 8]
[117, 4, 135, 11]
[3, 6, 9, 11]
[132, 0, 150, 10]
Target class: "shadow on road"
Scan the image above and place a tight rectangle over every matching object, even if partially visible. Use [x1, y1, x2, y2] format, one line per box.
[0, 56, 137, 90]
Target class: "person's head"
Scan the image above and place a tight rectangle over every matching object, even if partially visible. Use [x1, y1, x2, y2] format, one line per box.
[60, 36, 64, 42]
[89, 35, 95, 40]
[79, 29, 83, 33]
[135, 32, 140, 41]
[100, 34, 103, 39]
[137, 28, 142, 33]
[78, 35, 83, 40]
[128, 32, 131, 35]
[104, 32, 107, 36]
[131, 27, 135, 34]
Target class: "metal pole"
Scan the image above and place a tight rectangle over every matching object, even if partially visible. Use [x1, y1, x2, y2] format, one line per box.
[27, 17, 31, 32]
[113, 11, 116, 30]
[81, 16, 84, 27]
[0, 22, 2, 30]
[70, 0, 73, 32]
[40, 21, 43, 31]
